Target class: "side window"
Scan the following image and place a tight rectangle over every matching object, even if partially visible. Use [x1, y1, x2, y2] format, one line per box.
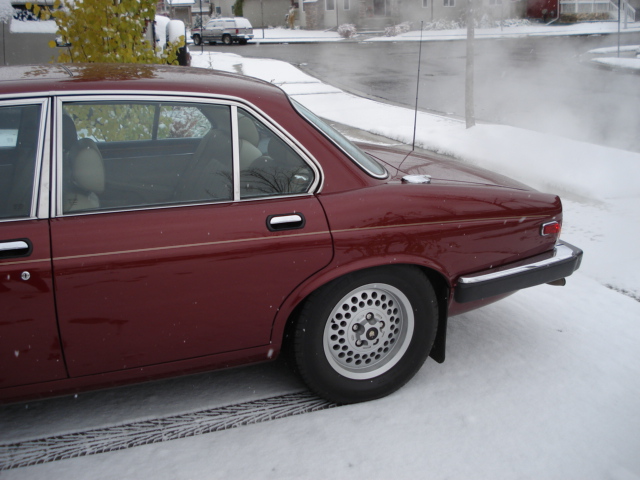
[0, 104, 42, 219]
[237, 109, 314, 199]
[61, 101, 232, 214]
[64, 103, 156, 142]
[156, 105, 211, 139]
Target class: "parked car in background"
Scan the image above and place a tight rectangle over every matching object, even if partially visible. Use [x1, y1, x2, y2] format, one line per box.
[0, 64, 582, 405]
[191, 17, 253, 45]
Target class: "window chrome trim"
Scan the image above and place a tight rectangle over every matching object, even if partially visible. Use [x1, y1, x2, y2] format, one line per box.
[0, 97, 50, 223]
[53, 93, 324, 218]
[50, 192, 318, 218]
[230, 105, 241, 201]
[37, 100, 52, 219]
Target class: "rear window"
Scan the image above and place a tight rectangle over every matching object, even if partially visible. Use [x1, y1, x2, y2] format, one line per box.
[292, 100, 387, 179]
[235, 18, 252, 28]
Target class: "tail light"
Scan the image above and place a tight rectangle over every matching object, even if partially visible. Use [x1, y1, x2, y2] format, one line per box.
[540, 221, 561, 237]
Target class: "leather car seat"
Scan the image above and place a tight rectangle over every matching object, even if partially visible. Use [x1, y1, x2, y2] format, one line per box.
[174, 129, 232, 202]
[63, 138, 105, 212]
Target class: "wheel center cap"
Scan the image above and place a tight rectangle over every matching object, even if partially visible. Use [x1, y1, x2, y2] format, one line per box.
[366, 328, 379, 341]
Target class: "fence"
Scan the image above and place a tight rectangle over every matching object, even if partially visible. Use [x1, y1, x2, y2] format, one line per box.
[559, 0, 636, 22]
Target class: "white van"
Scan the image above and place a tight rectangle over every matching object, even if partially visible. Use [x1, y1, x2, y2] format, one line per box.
[191, 17, 254, 45]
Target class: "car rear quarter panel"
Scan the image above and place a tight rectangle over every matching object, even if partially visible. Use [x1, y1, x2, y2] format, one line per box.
[270, 181, 561, 346]
[320, 182, 561, 276]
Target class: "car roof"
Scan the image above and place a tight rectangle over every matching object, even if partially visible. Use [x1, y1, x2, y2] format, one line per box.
[234, 18, 252, 27]
[0, 63, 284, 105]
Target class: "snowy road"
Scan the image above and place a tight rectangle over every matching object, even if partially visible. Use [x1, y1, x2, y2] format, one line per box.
[1, 48, 639, 479]
[216, 32, 640, 152]
[2, 270, 639, 479]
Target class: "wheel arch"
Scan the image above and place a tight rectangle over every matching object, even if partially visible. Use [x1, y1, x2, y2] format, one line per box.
[273, 262, 451, 364]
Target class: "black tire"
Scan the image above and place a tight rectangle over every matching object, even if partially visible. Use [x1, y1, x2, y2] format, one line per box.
[193, 34, 202, 46]
[293, 266, 439, 404]
[239, 39, 248, 45]
[222, 34, 232, 45]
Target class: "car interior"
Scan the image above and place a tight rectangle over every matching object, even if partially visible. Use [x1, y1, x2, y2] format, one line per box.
[0, 104, 41, 220]
[59, 101, 314, 214]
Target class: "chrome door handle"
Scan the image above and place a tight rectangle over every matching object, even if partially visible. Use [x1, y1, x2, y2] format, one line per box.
[0, 239, 31, 258]
[0, 240, 29, 252]
[267, 214, 305, 231]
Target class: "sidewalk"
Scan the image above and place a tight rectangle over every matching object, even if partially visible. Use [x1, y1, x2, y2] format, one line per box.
[242, 22, 640, 71]
[248, 21, 640, 44]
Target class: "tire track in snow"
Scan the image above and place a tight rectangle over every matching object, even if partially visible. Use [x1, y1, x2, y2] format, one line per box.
[0, 391, 337, 471]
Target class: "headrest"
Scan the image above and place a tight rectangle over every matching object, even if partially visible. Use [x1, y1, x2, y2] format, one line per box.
[238, 115, 260, 146]
[70, 138, 105, 194]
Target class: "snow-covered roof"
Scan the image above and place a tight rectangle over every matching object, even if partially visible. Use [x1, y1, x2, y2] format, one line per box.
[166, 0, 195, 5]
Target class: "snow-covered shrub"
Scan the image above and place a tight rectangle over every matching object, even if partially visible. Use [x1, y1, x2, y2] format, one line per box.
[423, 17, 533, 30]
[479, 14, 494, 29]
[0, 0, 15, 23]
[337, 23, 356, 38]
[423, 19, 463, 31]
[502, 18, 532, 28]
[384, 21, 411, 37]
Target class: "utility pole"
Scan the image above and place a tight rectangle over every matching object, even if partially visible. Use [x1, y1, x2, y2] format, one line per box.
[465, 0, 476, 128]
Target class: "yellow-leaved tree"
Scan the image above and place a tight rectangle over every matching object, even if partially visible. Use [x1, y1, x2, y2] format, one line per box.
[30, 0, 183, 64]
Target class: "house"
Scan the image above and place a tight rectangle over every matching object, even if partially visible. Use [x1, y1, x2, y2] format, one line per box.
[240, 0, 528, 30]
[183, 0, 235, 27]
[539, 0, 637, 22]
[157, 0, 196, 25]
[1, 0, 57, 66]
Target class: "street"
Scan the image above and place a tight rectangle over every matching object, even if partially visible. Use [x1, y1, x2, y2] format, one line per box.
[202, 32, 640, 152]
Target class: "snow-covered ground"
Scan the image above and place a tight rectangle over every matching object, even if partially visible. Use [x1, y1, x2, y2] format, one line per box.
[1, 32, 640, 480]
[366, 19, 640, 41]
[586, 44, 640, 70]
[249, 26, 344, 43]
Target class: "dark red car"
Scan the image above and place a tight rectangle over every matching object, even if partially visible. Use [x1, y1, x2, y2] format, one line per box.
[0, 64, 581, 404]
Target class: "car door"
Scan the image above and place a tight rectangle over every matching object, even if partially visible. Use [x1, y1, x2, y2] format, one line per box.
[0, 99, 68, 390]
[51, 97, 332, 377]
[204, 20, 221, 41]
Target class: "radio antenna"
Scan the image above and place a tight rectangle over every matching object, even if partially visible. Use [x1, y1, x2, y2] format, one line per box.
[411, 21, 424, 152]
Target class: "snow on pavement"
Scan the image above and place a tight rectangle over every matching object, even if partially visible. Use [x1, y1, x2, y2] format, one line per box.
[3, 274, 639, 479]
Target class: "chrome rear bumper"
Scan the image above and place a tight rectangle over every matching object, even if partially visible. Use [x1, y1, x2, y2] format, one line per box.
[454, 241, 583, 303]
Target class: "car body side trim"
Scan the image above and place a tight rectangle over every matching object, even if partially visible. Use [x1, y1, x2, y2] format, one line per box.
[454, 241, 583, 303]
[0, 215, 554, 267]
[331, 214, 549, 234]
